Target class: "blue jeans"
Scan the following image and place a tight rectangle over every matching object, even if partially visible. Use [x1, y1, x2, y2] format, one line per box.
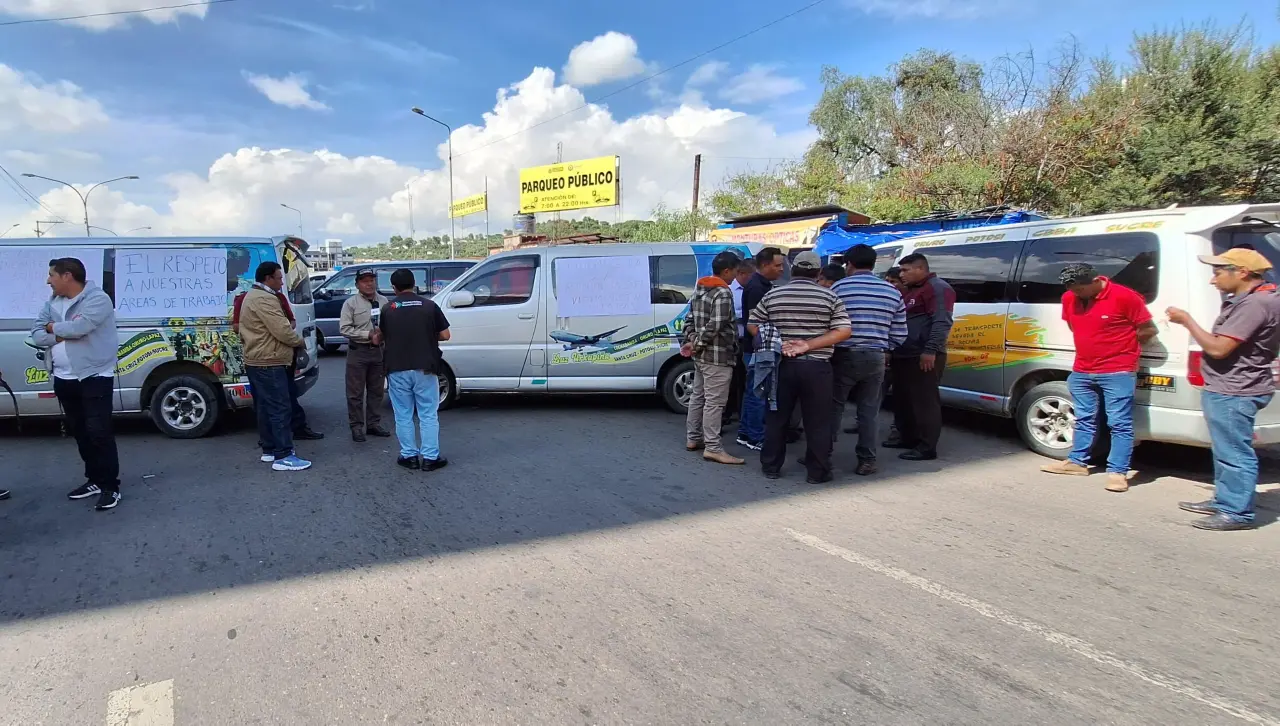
[737, 353, 765, 443]
[246, 365, 294, 459]
[387, 370, 441, 459]
[1067, 371, 1135, 474]
[1202, 390, 1272, 523]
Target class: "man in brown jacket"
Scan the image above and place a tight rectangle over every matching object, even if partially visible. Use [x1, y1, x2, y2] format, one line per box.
[240, 261, 311, 471]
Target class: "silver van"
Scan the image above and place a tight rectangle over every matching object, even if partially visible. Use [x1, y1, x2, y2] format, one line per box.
[872, 203, 1280, 457]
[432, 242, 771, 411]
[0, 236, 317, 438]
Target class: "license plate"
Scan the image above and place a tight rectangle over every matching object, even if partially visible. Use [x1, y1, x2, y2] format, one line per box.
[1137, 373, 1176, 392]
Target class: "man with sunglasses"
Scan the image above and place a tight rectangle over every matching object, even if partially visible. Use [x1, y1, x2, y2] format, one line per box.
[1168, 248, 1280, 531]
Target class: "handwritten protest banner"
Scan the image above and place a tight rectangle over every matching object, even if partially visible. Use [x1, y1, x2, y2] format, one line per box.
[0, 247, 104, 319]
[115, 248, 228, 319]
[554, 255, 651, 318]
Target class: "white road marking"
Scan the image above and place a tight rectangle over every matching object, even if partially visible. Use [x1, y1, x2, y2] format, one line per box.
[784, 528, 1279, 726]
[106, 679, 174, 726]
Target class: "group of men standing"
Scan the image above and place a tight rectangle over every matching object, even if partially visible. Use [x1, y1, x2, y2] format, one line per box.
[1040, 249, 1280, 531]
[682, 244, 955, 483]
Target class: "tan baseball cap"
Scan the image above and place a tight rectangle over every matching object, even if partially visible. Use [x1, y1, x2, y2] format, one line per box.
[1197, 248, 1273, 272]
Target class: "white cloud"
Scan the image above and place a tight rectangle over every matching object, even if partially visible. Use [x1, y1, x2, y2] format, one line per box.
[7, 67, 812, 244]
[0, 0, 208, 30]
[0, 63, 108, 134]
[686, 61, 729, 87]
[244, 72, 329, 111]
[719, 64, 804, 104]
[563, 31, 648, 87]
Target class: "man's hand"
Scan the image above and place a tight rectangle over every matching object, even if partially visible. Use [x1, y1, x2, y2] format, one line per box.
[1166, 307, 1190, 326]
[920, 352, 936, 372]
[782, 340, 810, 358]
[44, 322, 54, 334]
[370, 329, 383, 346]
[679, 342, 693, 358]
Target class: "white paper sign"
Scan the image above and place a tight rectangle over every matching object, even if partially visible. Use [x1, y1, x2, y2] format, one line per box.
[0, 247, 105, 319]
[115, 248, 229, 319]
[555, 256, 652, 318]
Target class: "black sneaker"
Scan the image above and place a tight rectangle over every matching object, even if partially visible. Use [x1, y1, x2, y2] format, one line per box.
[295, 427, 325, 441]
[0, 489, 10, 500]
[366, 426, 392, 438]
[763, 470, 781, 480]
[1178, 500, 1218, 516]
[352, 429, 367, 443]
[736, 436, 763, 452]
[396, 456, 421, 470]
[68, 483, 101, 500]
[422, 457, 449, 472]
[95, 491, 121, 511]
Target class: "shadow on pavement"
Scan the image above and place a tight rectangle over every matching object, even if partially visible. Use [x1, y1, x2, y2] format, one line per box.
[3, 357, 1266, 624]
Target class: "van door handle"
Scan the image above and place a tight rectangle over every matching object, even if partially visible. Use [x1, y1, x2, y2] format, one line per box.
[518, 313, 534, 320]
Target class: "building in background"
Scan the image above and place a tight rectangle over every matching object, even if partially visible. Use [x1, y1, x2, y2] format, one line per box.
[305, 238, 354, 271]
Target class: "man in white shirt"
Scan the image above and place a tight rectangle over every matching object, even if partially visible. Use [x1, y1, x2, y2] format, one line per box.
[32, 257, 122, 511]
[726, 258, 754, 423]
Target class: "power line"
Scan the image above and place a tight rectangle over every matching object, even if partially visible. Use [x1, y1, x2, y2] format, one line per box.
[0, 0, 238, 27]
[454, 0, 830, 158]
[0, 164, 68, 223]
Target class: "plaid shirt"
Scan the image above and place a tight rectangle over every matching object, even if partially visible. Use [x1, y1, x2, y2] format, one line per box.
[683, 281, 737, 366]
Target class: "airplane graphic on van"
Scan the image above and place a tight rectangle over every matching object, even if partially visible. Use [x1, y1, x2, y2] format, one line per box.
[549, 326, 627, 352]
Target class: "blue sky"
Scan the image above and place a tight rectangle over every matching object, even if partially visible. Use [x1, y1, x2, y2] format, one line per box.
[1, 0, 1275, 243]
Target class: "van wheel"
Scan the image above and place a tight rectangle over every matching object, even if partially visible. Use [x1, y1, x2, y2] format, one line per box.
[1017, 381, 1076, 459]
[661, 360, 696, 414]
[438, 365, 459, 411]
[150, 374, 220, 439]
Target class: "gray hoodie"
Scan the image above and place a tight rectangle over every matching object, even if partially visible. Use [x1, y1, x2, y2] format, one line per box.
[31, 282, 118, 379]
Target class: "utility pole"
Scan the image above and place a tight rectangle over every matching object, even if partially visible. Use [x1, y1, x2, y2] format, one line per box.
[484, 176, 489, 241]
[691, 154, 702, 242]
[554, 142, 563, 227]
[406, 182, 416, 239]
[35, 220, 63, 238]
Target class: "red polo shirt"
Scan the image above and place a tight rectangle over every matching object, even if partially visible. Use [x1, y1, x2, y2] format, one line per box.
[1061, 277, 1152, 374]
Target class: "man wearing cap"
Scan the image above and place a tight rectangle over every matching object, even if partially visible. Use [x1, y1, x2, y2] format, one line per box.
[1167, 248, 1280, 531]
[747, 250, 852, 483]
[1041, 262, 1159, 492]
[339, 268, 390, 442]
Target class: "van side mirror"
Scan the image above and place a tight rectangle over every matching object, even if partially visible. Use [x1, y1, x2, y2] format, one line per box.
[315, 289, 331, 300]
[448, 291, 476, 308]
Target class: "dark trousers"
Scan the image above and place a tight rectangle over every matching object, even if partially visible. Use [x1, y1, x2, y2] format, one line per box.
[762, 358, 834, 480]
[891, 353, 946, 454]
[345, 344, 385, 431]
[247, 365, 294, 459]
[54, 376, 120, 492]
[286, 363, 308, 433]
[725, 354, 747, 421]
[831, 348, 886, 462]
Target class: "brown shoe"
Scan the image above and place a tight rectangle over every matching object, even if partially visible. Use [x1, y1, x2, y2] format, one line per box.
[686, 440, 705, 452]
[1040, 460, 1089, 476]
[1105, 473, 1130, 493]
[703, 450, 745, 465]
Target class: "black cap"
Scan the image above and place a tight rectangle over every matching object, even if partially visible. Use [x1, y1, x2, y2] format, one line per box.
[355, 267, 377, 280]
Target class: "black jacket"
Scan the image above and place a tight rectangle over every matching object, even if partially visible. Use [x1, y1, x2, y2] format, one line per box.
[380, 292, 451, 375]
[740, 272, 774, 354]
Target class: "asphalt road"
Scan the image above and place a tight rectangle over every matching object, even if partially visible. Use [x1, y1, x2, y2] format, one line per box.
[2, 355, 1279, 725]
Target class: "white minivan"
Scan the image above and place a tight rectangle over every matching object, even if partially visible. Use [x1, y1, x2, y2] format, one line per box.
[430, 241, 775, 411]
[870, 203, 1280, 457]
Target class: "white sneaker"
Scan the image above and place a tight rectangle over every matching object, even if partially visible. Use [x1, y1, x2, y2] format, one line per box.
[260, 454, 274, 463]
[272, 455, 312, 472]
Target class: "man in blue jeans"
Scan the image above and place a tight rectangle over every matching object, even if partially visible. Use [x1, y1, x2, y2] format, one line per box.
[380, 268, 451, 472]
[1168, 248, 1280, 531]
[737, 246, 785, 451]
[1041, 263, 1158, 491]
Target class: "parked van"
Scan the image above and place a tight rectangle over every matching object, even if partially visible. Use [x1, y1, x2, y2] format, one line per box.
[430, 242, 775, 411]
[0, 235, 317, 438]
[869, 203, 1280, 457]
[312, 259, 474, 353]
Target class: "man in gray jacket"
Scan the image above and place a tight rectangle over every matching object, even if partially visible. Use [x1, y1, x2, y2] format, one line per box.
[32, 257, 122, 511]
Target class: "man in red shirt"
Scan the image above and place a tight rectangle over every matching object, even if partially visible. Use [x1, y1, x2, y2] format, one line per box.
[1040, 263, 1158, 492]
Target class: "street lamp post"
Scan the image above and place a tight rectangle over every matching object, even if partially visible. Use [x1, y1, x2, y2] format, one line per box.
[20, 174, 139, 236]
[0, 223, 19, 238]
[280, 203, 303, 238]
[88, 226, 118, 236]
[410, 107, 455, 259]
[126, 226, 152, 235]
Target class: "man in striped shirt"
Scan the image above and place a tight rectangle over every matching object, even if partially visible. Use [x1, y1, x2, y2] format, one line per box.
[748, 250, 852, 483]
[829, 244, 908, 475]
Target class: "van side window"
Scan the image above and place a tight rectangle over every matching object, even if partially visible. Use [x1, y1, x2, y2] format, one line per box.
[1017, 232, 1160, 304]
[874, 246, 902, 277]
[377, 268, 427, 295]
[430, 264, 470, 292]
[322, 270, 358, 297]
[459, 256, 539, 307]
[652, 255, 696, 304]
[921, 242, 1019, 304]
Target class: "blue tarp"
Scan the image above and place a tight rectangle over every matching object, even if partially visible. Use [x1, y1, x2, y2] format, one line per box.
[813, 210, 1043, 258]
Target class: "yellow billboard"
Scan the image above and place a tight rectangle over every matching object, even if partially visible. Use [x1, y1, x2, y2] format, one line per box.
[519, 155, 618, 214]
[707, 216, 835, 248]
[450, 192, 487, 219]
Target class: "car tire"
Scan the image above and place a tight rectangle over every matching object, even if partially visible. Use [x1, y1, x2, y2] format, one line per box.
[1016, 381, 1075, 459]
[150, 374, 220, 439]
[438, 365, 459, 411]
[661, 359, 696, 414]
